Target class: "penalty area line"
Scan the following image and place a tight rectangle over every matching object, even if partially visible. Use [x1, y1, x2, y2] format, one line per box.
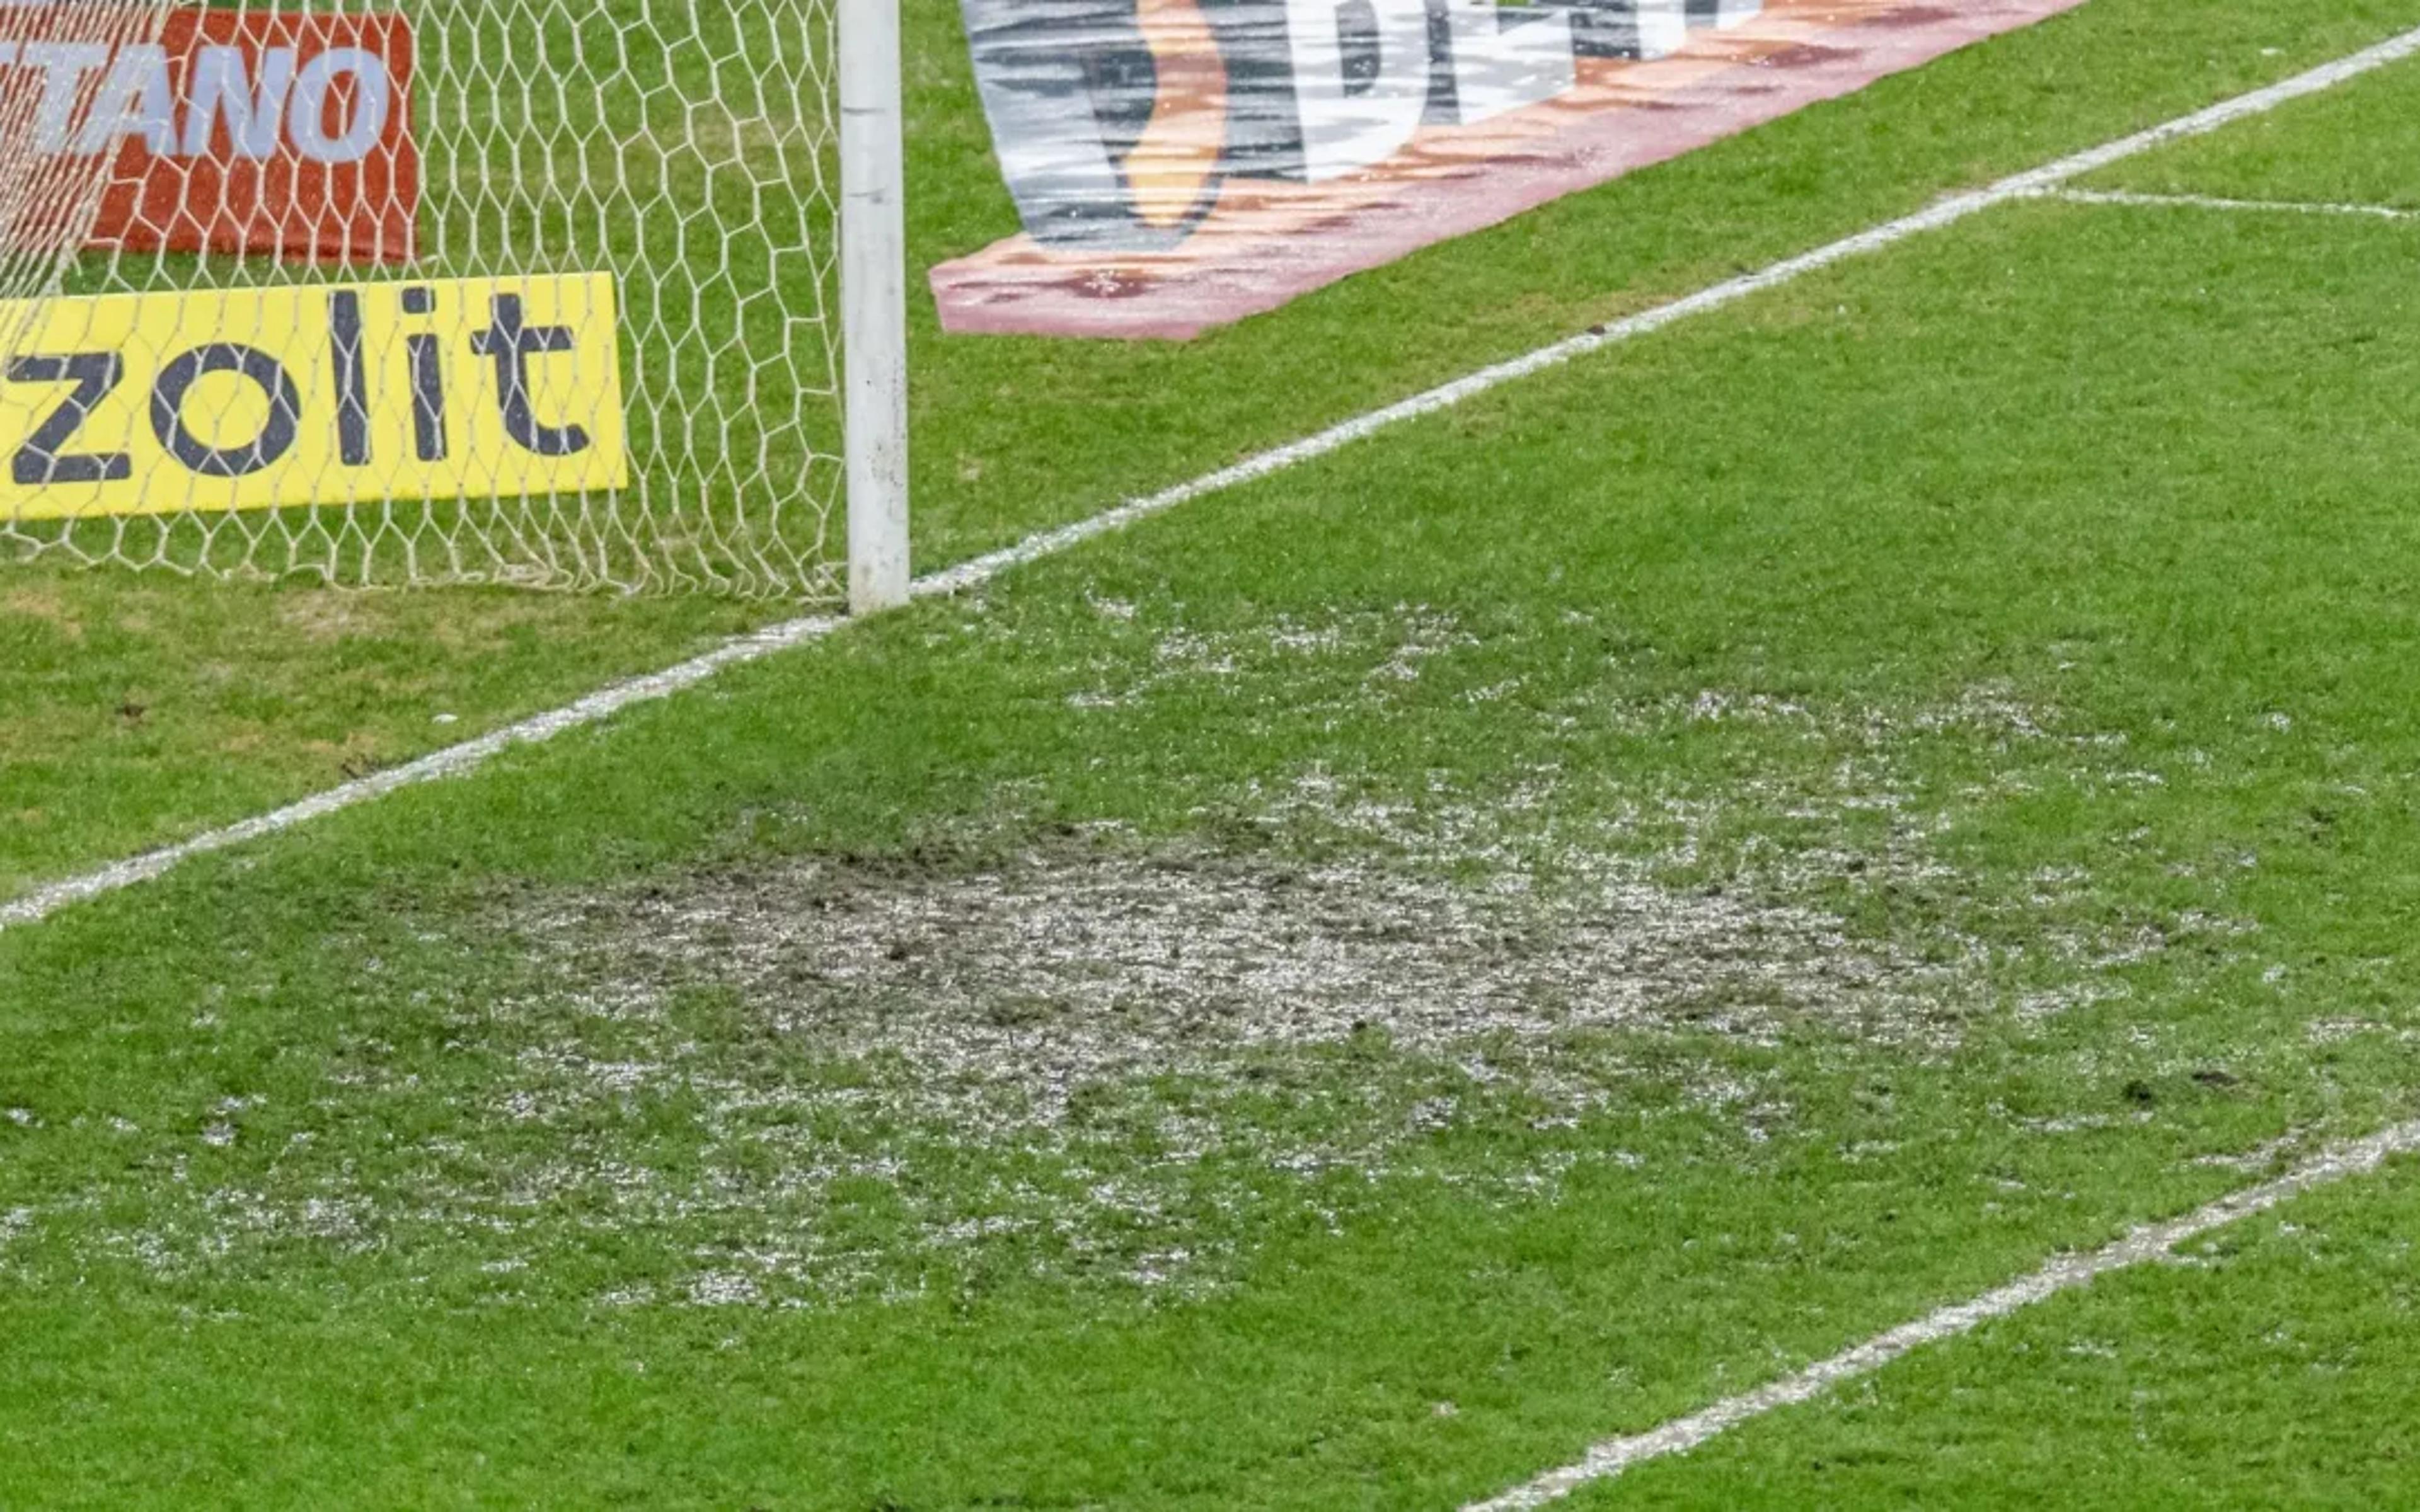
[2046, 186, 2420, 221]
[8, 21, 2420, 937]
[1463, 1117, 2420, 1510]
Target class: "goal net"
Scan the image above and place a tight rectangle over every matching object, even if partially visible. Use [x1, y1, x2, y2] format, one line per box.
[0, 0, 852, 598]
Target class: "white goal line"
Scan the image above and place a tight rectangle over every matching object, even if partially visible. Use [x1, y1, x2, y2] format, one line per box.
[6, 21, 2420, 939]
[1464, 1116, 2420, 1510]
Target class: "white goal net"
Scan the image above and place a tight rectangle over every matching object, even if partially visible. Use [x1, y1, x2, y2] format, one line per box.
[0, 0, 851, 598]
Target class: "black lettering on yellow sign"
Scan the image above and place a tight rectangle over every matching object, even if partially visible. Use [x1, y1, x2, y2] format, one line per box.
[0, 273, 626, 519]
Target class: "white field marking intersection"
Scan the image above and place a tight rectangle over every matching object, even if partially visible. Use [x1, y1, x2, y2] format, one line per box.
[8, 22, 2420, 937]
[2048, 186, 2420, 220]
[1465, 1116, 2420, 1510]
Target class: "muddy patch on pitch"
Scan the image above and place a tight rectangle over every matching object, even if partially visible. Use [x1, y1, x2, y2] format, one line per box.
[69, 677, 2250, 1310]
[338, 830, 1969, 1305]
[514, 838, 1962, 1103]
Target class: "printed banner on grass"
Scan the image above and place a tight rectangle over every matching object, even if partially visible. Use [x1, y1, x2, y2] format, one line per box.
[0, 273, 627, 521]
[0, 6, 420, 263]
[935, 0, 2087, 338]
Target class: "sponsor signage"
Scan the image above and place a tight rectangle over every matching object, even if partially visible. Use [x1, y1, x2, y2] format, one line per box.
[935, 0, 2088, 338]
[0, 6, 418, 263]
[0, 273, 627, 520]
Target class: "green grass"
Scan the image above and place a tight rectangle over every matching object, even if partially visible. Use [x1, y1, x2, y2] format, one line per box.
[2091, 34, 2420, 207]
[14, 15, 2420, 1503]
[0, 572, 756, 897]
[1583, 1159, 2420, 1508]
[9, 0, 2419, 900]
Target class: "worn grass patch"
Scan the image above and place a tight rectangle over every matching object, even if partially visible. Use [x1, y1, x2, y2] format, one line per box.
[15, 18, 2420, 1508]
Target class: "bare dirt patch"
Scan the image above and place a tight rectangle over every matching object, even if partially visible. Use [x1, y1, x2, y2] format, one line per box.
[515, 837, 1967, 1111]
[1, 584, 84, 643]
[349, 824, 1976, 1305]
[55, 677, 2254, 1311]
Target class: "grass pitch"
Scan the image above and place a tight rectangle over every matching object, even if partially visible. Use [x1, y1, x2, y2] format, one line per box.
[11, 1, 2420, 1507]
[6, 0, 2407, 895]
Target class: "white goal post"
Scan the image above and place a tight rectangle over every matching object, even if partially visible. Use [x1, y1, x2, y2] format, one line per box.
[840, 0, 909, 614]
[0, 0, 911, 606]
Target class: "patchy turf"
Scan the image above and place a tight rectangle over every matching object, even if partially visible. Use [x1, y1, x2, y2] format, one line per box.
[16, 9, 2420, 1509]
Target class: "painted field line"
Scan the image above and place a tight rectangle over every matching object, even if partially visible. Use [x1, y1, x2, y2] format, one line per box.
[0, 613, 848, 932]
[9, 24, 2420, 938]
[2050, 186, 2420, 220]
[1466, 1116, 2420, 1511]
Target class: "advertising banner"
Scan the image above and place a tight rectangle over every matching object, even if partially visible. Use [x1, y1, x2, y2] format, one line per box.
[0, 6, 419, 263]
[0, 272, 626, 520]
[935, 0, 2088, 338]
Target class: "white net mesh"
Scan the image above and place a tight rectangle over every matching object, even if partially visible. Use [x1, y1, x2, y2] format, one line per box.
[0, 0, 844, 597]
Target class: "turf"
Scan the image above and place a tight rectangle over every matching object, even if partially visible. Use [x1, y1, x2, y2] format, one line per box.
[8, 0, 2418, 901]
[0, 572, 756, 899]
[1581, 1159, 2420, 1509]
[13, 23, 2420, 1503]
[2090, 34, 2420, 207]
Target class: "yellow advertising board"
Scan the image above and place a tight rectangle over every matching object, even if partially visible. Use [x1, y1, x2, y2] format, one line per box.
[0, 272, 626, 520]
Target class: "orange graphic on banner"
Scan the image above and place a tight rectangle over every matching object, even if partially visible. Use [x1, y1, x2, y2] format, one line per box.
[1127, 0, 1228, 231]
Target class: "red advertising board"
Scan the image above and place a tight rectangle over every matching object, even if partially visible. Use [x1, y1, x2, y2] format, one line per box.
[0, 6, 418, 264]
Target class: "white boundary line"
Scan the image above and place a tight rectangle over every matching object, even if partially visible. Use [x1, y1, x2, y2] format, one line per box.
[2049, 186, 2420, 220]
[8, 22, 2420, 938]
[1465, 1116, 2420, 1509]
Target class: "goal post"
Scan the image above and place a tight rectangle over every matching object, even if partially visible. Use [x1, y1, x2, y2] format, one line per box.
[0, 0, 909, 605]
[840, 0, 909, 614]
